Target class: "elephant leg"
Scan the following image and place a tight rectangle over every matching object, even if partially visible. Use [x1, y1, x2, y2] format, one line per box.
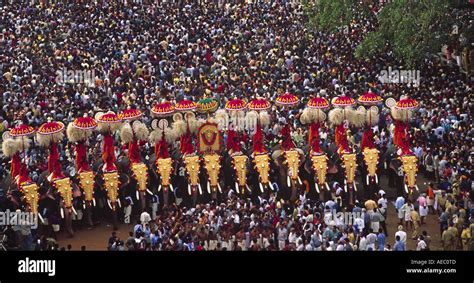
[64, 208, 74, 237]
[139, 191, 146, 212]
[192, 188, 198, 206]
[163, 188, 169, 207]
[85, 202, 94, 228]
[111, 208, 118, 231]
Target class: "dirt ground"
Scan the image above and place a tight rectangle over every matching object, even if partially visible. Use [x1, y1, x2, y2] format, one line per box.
[57, 174, 443, 251]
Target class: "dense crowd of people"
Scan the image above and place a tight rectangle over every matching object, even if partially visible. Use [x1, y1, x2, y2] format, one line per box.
[0, 1, 472, 251]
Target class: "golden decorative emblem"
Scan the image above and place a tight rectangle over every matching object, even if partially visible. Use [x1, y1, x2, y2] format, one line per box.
[203, 154, 221, 189]
[131, 163, 148, 192]
[341, 153, 357, 184]
[283, 150, 300, 181]
[184, 155, 201, 187]
[197, 123, 221, 153]
[400, 155, 418, 188]
[253, 153, 270, 185]
[156, 158, 173, 187]
[311, 154, 328, 186]
[78, 171, 95, 202]
[53, 177, 73, 208]
[20, 183, 40, 215]
[362, 148, 379, 177]
[103, 172, 120, 208]
[232, 154, 248, 187]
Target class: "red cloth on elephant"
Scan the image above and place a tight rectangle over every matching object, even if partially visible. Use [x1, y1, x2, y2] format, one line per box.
[16, 162, 32, 187]
[335, 124, 349, 153]
[75, 142, 90, 173]
[102, 134, 117, 172]
[128, 139, 141, 164]
[253, 123, 266, 154]
[280, 123, 295, 151]
[155, 135, 170, 159]
[361, 127, 374, 150]
[10, 152, 21, 179]
[48, 142, 65, 180]
[309, 122, 321, 153]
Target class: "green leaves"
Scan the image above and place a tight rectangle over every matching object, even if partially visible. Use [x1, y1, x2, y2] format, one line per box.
[303, 0, 356, 33]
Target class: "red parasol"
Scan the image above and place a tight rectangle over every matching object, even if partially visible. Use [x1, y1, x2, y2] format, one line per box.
[151, 102, 175, 117]
[332, 95, 355, 107]
[307, 96, 330, 109]
[9, 124, 35, 137]
[275, 92, 299, 107]
[248, 98, 271, 111]
[72, 116, 97, 130]
[358, 92, 382, 106]
[225, 99, 247, 111]
[118, 108, 143, 121]
[395, 98, 419, 110]
[175, 100, 197, 112]
[37, 121, 65, 135]
[97, 112, 122, 124]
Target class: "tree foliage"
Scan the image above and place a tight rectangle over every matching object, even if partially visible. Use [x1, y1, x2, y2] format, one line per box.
[303, 0, 356, 33]
[355, 0, 455, 67]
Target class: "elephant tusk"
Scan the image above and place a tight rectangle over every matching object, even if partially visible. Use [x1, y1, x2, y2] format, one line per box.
[207, 182, 211, 194]
[117, 198, 121, 208]
[344, 184, 348, 193]
[217, 183, 222, 193]
[269, 182, 274, 191]
[72, 206, 78, 216]
[92, 198, 96, 207]
[375, 174, 378, 184]
[259, 182, 264, 193]
[315, 183, 320, 194]
[147, 189, 153, 195]
[246, 184, 250, 192]
[136, 191, 140, 200]
[415, 185, 419, 192]
[366, 175, 369, 186]
[198, 184, 203, 195]
[235, 182, 240, 194]
[287, 176, 291, 188]
[158, 185, 162, 192]
[60, 207, 64, 219]
[107, 199, 112, 210]
[169, 184, 174, 192]
[353, 182, 357, 192]
[37, 213, 45, 224]
[404, 184, 409, 194]
[298, 177, 303, 185]
[83, 202, 86, 210]
[188, 184, 192, 196]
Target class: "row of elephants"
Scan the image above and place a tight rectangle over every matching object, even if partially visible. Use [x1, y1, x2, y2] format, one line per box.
[1, 93, 420, 235]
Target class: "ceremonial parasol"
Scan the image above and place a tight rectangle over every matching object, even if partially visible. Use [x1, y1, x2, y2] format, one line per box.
[151, 102, 175, 117]
[247, 98, 271, 111]
[358, 92, 383, 106]
[225, 98, 247, 111]
[307, 96, 330, 109]
[275, 92, 299, 107]
[72, 116, 97, 130]
[332, 95, 356, 107]
[9, 124, 35, 137]
[197, 98, 219, 114]
[175, 100, 197, 112]
[118, 108, 143, 121]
